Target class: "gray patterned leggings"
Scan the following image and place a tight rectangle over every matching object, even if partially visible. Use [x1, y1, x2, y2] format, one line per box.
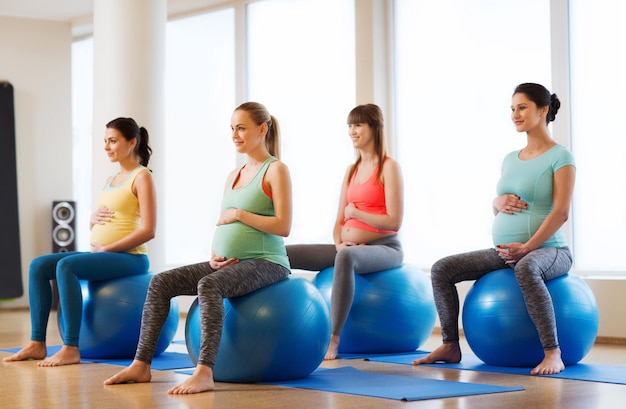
[134, 259, 289, 368]
[431, 246, 572, 350]
[287, 235, 404, 337]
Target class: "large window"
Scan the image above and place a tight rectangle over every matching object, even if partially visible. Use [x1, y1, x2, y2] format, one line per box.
[71, 37, 93, 252]
[246, 0, 356, 245]
[71, 0, 626, 276]
[393, 0, 552, 268]
[164, 10, 236, 265]
[570, 0, 626, 273]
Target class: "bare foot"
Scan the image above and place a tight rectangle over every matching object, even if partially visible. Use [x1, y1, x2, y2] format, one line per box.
[412, 342, 461, 365]
[168, 364, 214, 394]
[530, 348, 564, 375]
[2, 341, 47, 362]
[104, 360, 152, 385]
[324, 335, 340, 360]
[37, 345, 81, 367]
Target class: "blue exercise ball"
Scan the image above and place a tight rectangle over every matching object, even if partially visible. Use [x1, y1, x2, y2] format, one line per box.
[58, 273, 179, 359]
[185, 276, 330, 383]
[462, 268, 598, 367]
[312, 264, 436, 354]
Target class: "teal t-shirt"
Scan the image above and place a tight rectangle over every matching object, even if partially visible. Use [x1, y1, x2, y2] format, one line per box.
[211, 156, 290, 269]
[492, 144, 575, 248]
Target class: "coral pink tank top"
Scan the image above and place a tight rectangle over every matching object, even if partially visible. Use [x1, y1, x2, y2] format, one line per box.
[344, 160, 397, 234]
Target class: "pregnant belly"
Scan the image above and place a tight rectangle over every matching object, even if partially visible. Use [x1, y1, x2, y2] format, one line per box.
[492, 212, 532, 246]
[341, 226, 391, 244]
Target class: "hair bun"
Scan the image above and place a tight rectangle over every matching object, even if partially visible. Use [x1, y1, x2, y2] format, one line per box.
[548, 93, 561, 122]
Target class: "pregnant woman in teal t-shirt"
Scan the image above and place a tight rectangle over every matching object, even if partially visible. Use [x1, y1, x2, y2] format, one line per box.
[413, 83, 576, 376]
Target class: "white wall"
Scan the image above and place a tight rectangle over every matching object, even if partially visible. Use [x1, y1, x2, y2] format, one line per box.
[0, 16, 73, 308]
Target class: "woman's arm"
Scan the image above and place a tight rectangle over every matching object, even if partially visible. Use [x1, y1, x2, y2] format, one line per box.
[217, 160, 293, 237]
[93, 169, 157, 253]
[332, 166, 352, 248]
[344, 158, 404, 231]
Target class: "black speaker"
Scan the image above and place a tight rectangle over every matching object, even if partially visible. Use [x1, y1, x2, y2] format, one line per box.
[52, 201, 76, 252]
[0, 81, 23, 299]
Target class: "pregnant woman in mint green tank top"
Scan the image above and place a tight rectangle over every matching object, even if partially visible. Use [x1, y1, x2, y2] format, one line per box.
[413, 83, 576, 377]
[104, 102, 292, 395]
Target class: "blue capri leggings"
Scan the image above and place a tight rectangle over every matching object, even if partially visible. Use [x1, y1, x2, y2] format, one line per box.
[29, 251, 149, 347]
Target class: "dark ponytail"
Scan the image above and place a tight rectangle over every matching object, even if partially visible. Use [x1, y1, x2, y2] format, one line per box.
[106, 117, 153, 167]
[135, 127, 152, 167]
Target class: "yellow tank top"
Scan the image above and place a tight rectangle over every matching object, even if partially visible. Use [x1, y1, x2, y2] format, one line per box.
[89, 166, 148, 255]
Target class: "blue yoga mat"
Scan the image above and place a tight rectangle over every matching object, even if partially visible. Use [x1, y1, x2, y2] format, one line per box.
[260, 366, 523, 401]
[0, 345, 194, 371]
[336, 349, 430, 360]
[85, 351, 193, 370]
[366, 352, 626, 385]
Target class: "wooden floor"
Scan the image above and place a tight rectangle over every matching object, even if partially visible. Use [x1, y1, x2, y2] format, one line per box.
[2, 309, 626, 408]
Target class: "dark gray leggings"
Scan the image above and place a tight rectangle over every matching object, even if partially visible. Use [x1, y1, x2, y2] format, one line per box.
[287, 236, 404, 336]
[134, 259, 289, 368]
[431, 246, 572, 350]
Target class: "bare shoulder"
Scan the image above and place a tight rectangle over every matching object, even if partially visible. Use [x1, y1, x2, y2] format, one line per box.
[267, 159, 290, 177]
[384, 157, 401, 169]
[132, 167, 155, 190]
[383, 157, 402, 175]
[135, 167, 154, 182]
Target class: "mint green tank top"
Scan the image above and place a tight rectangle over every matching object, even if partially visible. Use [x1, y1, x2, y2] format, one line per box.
[211, 157, 290, 269]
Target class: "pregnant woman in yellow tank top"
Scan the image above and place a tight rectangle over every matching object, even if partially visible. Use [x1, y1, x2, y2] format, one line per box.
[3, 117, 156, 367]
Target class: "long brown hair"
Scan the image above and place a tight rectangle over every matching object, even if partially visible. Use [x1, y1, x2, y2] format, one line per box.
[346, 103, 387, 182]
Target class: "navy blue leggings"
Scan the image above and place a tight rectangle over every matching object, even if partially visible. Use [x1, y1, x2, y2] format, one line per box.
[28, 251, 149, 346]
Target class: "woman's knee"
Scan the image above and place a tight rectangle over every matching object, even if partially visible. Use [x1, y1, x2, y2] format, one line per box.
[29, 255, 59, 281]
[54, 257, 82, 283]
[197, 274, 220, 296]
[430, 258, 448, 276]
[513, 258, 544, 284]
[334, 247, 356, 268]
[29, 257, 48, 281]
[146, 271, 187, 301]
[430, 257, 459, 282]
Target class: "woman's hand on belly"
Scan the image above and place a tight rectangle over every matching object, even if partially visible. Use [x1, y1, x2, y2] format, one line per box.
[493, 194, 528, 215]
[496, 242, 530, 264]
[210, 255, 239, 270]
[90, 242, 105, 253]
[340, 226, 391, 245]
